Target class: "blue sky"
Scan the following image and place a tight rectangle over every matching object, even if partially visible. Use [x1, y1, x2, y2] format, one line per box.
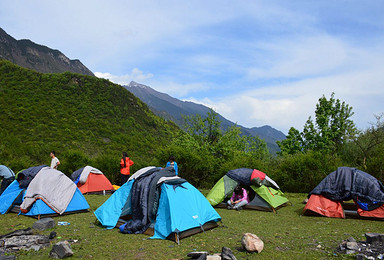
[1, 1, 383, 134]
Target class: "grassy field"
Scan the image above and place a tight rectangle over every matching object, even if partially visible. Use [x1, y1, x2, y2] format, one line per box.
[1, 192, 383, 259]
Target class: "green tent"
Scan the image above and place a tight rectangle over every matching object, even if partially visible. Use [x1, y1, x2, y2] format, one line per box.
[206, 168, 289, 213]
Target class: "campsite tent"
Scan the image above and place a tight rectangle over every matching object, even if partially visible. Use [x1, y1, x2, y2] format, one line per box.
[71, 166, 114, 194]
[303, 167, 384, 220]
[0, 165, 15, 195]
[94, 166, 221, 243]
[206, 168, 289, 212]
[0, 165, 89, 217]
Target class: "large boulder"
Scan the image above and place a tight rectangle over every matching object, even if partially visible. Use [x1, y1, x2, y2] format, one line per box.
[241, 233, 264, 253]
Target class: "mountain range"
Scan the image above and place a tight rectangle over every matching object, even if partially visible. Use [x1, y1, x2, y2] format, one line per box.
[125, 81, 286, 154]
[0, 27, 286, 154]
[0, 27, 93, 76]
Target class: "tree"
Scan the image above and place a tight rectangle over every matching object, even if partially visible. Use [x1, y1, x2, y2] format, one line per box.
[159, 108, 270, 188]
[182, 108, 222, 146]
[277, 93, 356, 155]
[343, 113, 384, 172]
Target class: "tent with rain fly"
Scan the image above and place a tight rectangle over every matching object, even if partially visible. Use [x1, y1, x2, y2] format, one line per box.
[303, 167, 384, 220]
[206, 168, 289, 213]
[0, 165, 15, 195]
[0, 165, 89, 218]
[71, 166, 114, 194]
[94, 166, 221, 243]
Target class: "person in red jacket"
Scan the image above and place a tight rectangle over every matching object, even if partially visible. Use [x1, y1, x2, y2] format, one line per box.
[120, 152, 134, 185]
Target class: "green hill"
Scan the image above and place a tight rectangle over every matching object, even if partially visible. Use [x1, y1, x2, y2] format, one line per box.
[0, 60, 180, 180]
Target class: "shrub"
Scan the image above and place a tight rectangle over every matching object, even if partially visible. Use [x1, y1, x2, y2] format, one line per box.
[273, 151, 343, 193]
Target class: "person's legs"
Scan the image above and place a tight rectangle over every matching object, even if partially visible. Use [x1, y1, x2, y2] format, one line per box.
[120, 174, 129, 185]
[233, 200, 248, 209]
[227, 200, 234, 209]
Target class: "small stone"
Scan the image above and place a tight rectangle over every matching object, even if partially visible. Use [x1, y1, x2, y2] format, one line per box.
[355, 254, 366, 260]
[49, 231, 57, 239]
[365, 233, 381, 244]
[33, 218, 55, 231]
[206, 255, 221, 260]
[221, 247, 236, 260]
[196, 253, 207, 260]
[347, 237, 356, 242]
[51, 241, 73, 259]
[0, 252, 16, 260]
[346, 242, 359, 250]
[346, 249, 355, 255]
[187, 252, 208, 259]
[30, 245, 41, 251]
[241, 233, 264, 253]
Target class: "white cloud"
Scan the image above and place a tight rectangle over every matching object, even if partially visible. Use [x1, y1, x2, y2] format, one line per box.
[247, 35, 348, 79]
[190, 66, 384, 134]
[95, 68, 153, 85]
[150, 81, 210, 98]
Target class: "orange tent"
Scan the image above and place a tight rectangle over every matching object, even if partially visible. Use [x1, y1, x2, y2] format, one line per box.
[72, 166, 114, 194]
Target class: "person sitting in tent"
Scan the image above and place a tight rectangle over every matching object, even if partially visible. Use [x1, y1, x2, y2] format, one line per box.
[165, 155, 178, 175]
[0, 165, 15, 195]
[227, 186, 249, 211]
[120, 152, 134, 185]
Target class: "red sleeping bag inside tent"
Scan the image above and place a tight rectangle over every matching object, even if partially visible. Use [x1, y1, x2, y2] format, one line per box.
[303, 194, 344, 218]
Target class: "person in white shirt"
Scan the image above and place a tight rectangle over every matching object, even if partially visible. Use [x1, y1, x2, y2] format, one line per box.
[50, 151, 60, 169]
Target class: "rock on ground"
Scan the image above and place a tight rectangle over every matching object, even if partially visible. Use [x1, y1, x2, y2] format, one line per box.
[241, 233, 264, 253]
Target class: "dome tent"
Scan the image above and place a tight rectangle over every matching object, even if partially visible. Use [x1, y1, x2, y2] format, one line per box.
[303, 167, 384, 220]
[0, 165, 89, 218]
[206, 168, 289, 213]
[71, 166, 114, 194]
[94, 166, 221, 243]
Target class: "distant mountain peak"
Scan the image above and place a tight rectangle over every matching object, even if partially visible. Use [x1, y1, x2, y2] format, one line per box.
[125, 82, 286, 154]
[0, 27, 94, 76]
[129, 81, 147, 88]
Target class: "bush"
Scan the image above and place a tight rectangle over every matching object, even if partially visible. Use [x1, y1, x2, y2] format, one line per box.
[273, 151, 343, 193]
[91, 153, 120, 185]
[60, 150, 90, 176]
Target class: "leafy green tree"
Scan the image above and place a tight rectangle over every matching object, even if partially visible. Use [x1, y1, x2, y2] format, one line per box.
[182, 109, 222, 146]
[342, 113, 384, 181]
[158, 109, 270, 188]
[278, 93, 356, 155]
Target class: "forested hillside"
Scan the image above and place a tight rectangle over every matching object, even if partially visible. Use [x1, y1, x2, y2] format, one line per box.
[0, 60, 180, 182]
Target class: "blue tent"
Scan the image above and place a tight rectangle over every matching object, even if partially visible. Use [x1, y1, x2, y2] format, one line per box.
[0, 167, 89, 217]
[94, 167, 221, 242]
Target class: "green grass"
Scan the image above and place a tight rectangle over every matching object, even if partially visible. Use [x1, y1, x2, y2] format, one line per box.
[1, 193, 383, 259]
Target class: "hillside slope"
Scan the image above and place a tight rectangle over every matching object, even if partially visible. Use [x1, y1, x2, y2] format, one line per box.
[125, 81, 286, 154]
[0, 61, 179, 171]
[0, 27, 94, 76]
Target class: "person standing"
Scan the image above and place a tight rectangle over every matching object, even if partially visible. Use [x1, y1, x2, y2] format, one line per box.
[120, 152, 134, 185]
[0, 165, 15, 195]
[166, 155, 178, 176]
[50, 151, 60, 169]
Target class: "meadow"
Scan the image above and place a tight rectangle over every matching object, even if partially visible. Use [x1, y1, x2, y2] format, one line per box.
[1, 192, 383, 259]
